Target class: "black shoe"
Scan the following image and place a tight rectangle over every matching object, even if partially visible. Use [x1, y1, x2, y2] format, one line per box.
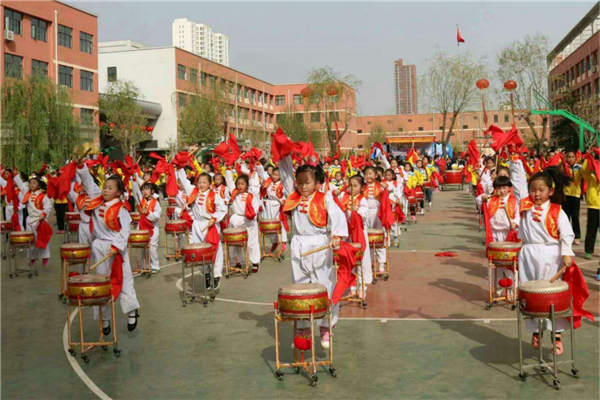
[205, 273, 212, 289]
[252, 264, 259, 273]
[127, 310, 140, 332]
[213, 277, 221, 290]
[103, 321, 111, 336]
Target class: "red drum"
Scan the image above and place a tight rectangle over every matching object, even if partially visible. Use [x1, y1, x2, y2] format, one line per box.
[166, 206, 176, 218]
[223, 228, 248, 247]
[65, 212, 80, 222]
[130, 212, 140, 224]
[278, 283, 329, 320]
[129, 230, 150, 247]
[259, 219, 281, 234]
[165, 219, 188, 233]
[168, 197, 178, 206]
[1, 220, 13, 233]
[487, 241, 522, 267]
[408, 196, 416, 205]
[445, 170, 462, 185]
[9, 231, 34, 246]
[368, 229, 385, 247]
[518, 280, 571, 318]
[67, 274, 112, 306]
[181, 243, 214, 264]
[68, 220, 80, 233]
[334, 243, 363, 266]
[61, 243, 91, 263]
[415, 189, 424, 200]
[423, 181, 433, 188]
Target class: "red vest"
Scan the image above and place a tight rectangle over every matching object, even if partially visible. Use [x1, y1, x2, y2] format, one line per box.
[86, 196, 125, 232]
[489, 194, 517, 220]
[339, 193, 364, 212]
[363, 181, 383, 201]
[283, 191, 327, 228]
[22, 191, 45, 210]
[520, 197, 561, 240]
[187, 188, 216, 213]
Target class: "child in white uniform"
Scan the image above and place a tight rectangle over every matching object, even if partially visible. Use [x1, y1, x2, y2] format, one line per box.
[132, 179, 162, 273]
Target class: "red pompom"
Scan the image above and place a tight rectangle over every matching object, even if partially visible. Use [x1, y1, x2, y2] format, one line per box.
[293, 335, 312, 351]
[499, 278, 513, 288]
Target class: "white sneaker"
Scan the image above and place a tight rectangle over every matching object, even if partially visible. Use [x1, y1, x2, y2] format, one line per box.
[420, 209, 425, 215]
[428, 202, 432, 208]
[378, 265, 386, 273]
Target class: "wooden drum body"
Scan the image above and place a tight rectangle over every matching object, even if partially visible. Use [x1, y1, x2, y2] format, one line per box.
[61, 243, 91, 264]
[165, 219, 188, 234]
[129, 212, 140, 224]
[67, 274, 112, 306]
[65, 212, 80, 222]
[408, 196, 416, 205]
[181, 243, 214, 264]
[368, 229, 385, 248]
[68, 220, 80, 233]
[278, 283, 329, 320]
[129, 230, 150, 247]
[9, 231, 34, 247]
[259, 219, 281, 235]
[415, 189, 424, 200]
[1, 220, 13, 233]
[518, 280, 571, 318]
[223, 228, 248, 247]
[445, 170, 462, 185]
[487, 241, 522, 266]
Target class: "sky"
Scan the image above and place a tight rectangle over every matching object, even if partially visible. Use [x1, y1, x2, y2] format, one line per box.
[72, 1, 596, 115]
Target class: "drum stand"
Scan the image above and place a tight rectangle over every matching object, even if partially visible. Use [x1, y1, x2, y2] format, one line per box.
[259, 229, 283, 262]
[8, 240, 37, 279]
[1, 226, 12, 260]
[66, 296, 121, 363]
[517, 299, 578, 390]
[59, 256, 90, 304]
[371, 232, 390, 284]
[129, 241, 151, 278]
[486, 258, 518, 310]
[338, 259, 367, 309]
[181, 254, 218, 307]
[224, 239, 250, 279]
[165, 228, 188, 260]
[273, 302, 337, 386]
[65, 222, 79, 243]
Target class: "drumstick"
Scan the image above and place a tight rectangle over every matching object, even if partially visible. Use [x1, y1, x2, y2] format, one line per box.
[89, 253, 114, 271]
[301, 244, 331, 257]
[550, 265, 570, 283]
[76, 148, 92, 163]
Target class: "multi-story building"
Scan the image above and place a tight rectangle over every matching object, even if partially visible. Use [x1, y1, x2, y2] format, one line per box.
[1, 0, 99, 142]
[394, 59, 418, 115]
[99, 42, 274, 151]
[172, 18, 229, 66]
[548, 3, 599, 104]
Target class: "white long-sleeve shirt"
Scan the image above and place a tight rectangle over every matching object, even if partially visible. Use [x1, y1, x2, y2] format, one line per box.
[509, 159, 529, 203]
[177, 168, 227, 222]
[13, 174, 52, 223]
[518, 200, 574, 256]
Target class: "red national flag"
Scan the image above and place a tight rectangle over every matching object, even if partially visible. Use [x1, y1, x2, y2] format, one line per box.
[52, 162, 77, 201]
[270, 127, 295, 163]
[331, 241, 359, 305]
[562, 261, 596, 328]
[457, 27, 465, 44]
[205, 225, 221, 262]
[378, 189, 395, 231]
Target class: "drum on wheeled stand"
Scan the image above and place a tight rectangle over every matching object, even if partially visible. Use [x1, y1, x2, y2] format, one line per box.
[8, 231, 37, 279]
[259, 218, 284, 262]
[273, 283, 337, 386]
[1, 220, 13, 260]
[164, 219, 189, 260]
[180, 243, 217, 307]
[128, 230, 151, 277]
[486, 241, 521, 310]
[59, 243, 91, 304]
[223, 228, 250, 279]
[335, 243, 367, 309]
[368, 229, 389, 283]
[64, 212, 80, 243]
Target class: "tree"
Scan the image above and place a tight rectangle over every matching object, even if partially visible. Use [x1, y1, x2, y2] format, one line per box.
[496, 33, 550, 153]
[421, 51, 486, 157]
[304, 66, 361, 155]
[1, 74, 81, 172]
[365, 123, 387, 151]
[99, 80, 149, 156]
[178, 84, 232, 148]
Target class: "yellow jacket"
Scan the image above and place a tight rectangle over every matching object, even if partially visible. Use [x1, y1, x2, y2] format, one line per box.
[582, 160, 599, 209]
[564, 165, 583, 198]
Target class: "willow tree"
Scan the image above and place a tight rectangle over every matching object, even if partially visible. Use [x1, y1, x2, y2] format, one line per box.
[421, 51, 487, 157]
[99, 80, 149, 156]
[304, 67, 361, 155]
[1, 74, 81, 172]
[178, 84, 231, 148]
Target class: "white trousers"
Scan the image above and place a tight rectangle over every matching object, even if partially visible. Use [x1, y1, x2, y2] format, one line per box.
[91, 239, 140, 320]
[519, 243, 569, 333]
[228, 214, 261, 265]
[25, 216, 50, 260]
[190, 219, 224, 278]
[291, 233, 339, 329]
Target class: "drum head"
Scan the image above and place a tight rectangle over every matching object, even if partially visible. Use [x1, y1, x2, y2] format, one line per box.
[61, 243, 90, 250]
[279, 283, 327, 295]
[224, 228, 246, 234]
[368, 229, 384, 234]
[131, 230, 149, 235]
[488, 241, 522, 250]
[69, 274, 110, 284]
[182, 243, 212, 250]
[168, 219, 186, 224]
[520, 279, 569, 293]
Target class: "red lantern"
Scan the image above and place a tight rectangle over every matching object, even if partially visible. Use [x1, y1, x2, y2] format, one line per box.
[476, 79, 489, 90]
[504, 80, 518, 91]
[99, 121, 105, 127]
[108, 123, 116, 128]
[327, 86, 338, 97]
[499, 278, 513, 288]
[300, 87, 313, 98]
[147, 126, 154, 133]
[293, 335, 312, 351]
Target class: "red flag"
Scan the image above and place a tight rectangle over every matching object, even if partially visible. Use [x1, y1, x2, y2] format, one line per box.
[227, 133, 242, 166]
[467, 140, 480, 167]
[562, 261, 596, 329]
[331, 241, 359, 305]
[35, 220, 53, 249]
[165, 163, 179, 198]
[349, 210, 366, 252]
[378, 189, 395, 231]
[457, 26, 465, 44]
[180, 209, 194, 230]
[585, 151, 599, 180]
[270, 127, 295, 162]
[244, 196, 256, 220]
[110, 251, 124, 300]
[205, 225, 221, 262]
[52, 161, 77, 201]
[279, 205, 290, 232]
[481, 201, 493, 249]
[213, 141, 230, 160]
[490, 125, 523, 152]
[394, 203, 406, 224]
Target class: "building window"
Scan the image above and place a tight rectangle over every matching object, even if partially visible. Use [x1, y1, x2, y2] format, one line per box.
[229, 82, 234, 94]
[408, 119, 412, 122]
[32, 60, 48, 77]
[493, 115, 498, 123]
[357, 129, 363, 134]
[275, 95, 285, 106]
[358, 144, 364, 149]
[473, 116, 478, 120]
[4, 9, 22, 35]
[398, 128, 404, 132]
[4, 54, 23, 78]
[328, 111, 339, 121]
[80, 32, 93, 54]
[439, 126, 444, 130]
[210, 75, 216, 88]
[178, 64, 187, 80]
[201, 72, 207, 87]
[58, 25, 73, 48]
[418, 127, 424, 131]
[59, 65, 73, 88]
[387, 120, 392, 124]
[367, 121, 371, 125]
[108, 67, 117, 82]
[190, 68, 197, 83]
[31, 18, 47, 42]
[293, 94, 303, 105]
[178, 92, 187, 108]
[330, 95, 339, 103]
[463, 125, 468, 129]
[81, 108, 94, 126]
[311, 113, 320, 123]
[428, 118, 433, 122]
[80, 70, 94, 92]
[504, 114, 509, 123]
